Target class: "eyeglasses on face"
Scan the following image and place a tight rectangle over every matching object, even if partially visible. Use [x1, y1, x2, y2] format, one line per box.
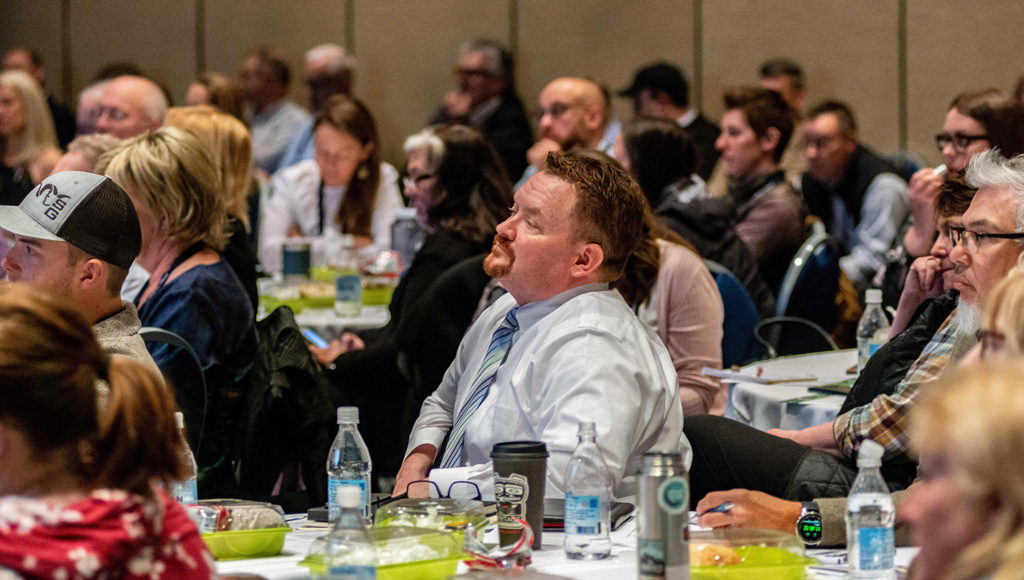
[935, 132, 988, 152]
[948, 226, 1024, 255]
[456, 67, 496, 79]
[533, 102, 581, 123]
[402, 173, 435, 191]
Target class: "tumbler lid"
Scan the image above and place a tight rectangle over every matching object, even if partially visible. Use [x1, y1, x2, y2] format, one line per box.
[490, 440, 548, 458]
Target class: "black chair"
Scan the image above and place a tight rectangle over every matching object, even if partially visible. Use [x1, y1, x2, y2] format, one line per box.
[705, 260, 764, 367]
[139, 326, 208, 449]
[763, 220, 841, 356]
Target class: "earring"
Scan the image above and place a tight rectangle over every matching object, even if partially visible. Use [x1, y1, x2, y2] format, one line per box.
[356, 163, 370, 180]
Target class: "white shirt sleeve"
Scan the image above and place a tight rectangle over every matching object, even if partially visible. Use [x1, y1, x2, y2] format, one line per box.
[259, 161, 320, 275]
[841, 172, 909, 288]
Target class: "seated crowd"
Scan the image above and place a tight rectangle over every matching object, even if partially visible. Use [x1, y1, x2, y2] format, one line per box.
[2, 36, 1024, 579]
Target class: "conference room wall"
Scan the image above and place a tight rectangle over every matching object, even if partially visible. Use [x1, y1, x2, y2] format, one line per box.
[2, 1, 1022, 169]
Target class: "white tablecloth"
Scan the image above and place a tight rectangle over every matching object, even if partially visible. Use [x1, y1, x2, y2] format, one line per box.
[215, 515, 919, 579]
[293, 306, 390, 340]
[724, 350, 857, 431]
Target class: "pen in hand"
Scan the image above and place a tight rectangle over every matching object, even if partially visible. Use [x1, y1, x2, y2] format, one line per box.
[702, 501, 735, 515]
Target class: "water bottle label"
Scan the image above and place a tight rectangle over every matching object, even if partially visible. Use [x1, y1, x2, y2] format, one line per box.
[327, 564, 376, 579]
[328, 478, 368, 520]
[171, 480, 198, 505]
[869, 342, 882, 357]
[638, 538, 665, 577]
[335, 274, 362, 302]
[565, 493, 601, 535]
[857, 526, 895, 570]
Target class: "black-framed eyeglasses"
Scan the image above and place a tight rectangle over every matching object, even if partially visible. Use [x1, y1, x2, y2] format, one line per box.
[533, 101, 582, 123]
[975, 328, 1007, 359]
[949, 226, 1024, 255]
[387, 479, 483, 502]
[456, 67, 497, 79]
[935, 132, 988, 152]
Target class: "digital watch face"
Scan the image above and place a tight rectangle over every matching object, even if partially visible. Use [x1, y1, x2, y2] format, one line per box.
[797, 512, 823, 545]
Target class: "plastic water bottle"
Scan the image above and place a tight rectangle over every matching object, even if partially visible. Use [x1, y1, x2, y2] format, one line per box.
[334, 234, 363, 318]
[169, 412, 198, 504]
[846, 440, 896, 579]
[322, 485, 377, 580]
[856, 289, 890, 372]
[564, 421, 612, 559]
[327, 407, 372, 522]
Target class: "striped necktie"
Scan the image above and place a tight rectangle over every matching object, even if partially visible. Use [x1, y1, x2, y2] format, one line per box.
[440, 306, 520, 469]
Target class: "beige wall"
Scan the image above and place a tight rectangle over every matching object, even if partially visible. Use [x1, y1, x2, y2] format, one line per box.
[3, 0, 1023, 169]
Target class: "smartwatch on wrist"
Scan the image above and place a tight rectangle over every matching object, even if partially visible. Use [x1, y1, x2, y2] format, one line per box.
[796, 501, 823, 546]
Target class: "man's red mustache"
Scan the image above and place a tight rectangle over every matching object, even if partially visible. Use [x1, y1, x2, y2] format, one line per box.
[491, 234, 514, 257]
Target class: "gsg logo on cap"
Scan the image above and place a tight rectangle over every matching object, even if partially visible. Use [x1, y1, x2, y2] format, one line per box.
[36, 183, 71, 221]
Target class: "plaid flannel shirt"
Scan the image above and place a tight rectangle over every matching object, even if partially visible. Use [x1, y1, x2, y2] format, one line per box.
[833, 310, 970, 462]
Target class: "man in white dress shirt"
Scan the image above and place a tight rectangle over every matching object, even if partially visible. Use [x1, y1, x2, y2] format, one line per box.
[395, 151, 688, 500]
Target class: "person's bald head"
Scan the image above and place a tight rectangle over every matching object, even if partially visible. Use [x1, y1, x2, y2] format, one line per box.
[537, 77, 607, 150]
[95, 75, 167, 139]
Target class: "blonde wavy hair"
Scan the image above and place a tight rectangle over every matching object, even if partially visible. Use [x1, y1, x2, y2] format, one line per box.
[980, 264, 1024, 355]
[99, 126, 229, 251]
[164, 105, 254, 229]
[0, 70, 58, 164]
[912, 360, 1024, 580]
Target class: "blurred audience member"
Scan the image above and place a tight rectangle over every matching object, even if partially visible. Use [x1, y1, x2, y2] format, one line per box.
[613, 207, 725, 415]
[0, 70, 62, 204]
[239, 45, 308, 176]
[0, 283, 215, 578]
[799, 100, 909, 291]
[277, 43, 356, 170]
[165, 105, 258, 307]
[520, 77, 616, 185]
[51, 133, 122, 174]
[715, 86, 806, 288]
[75, 80, 108, 136]
[431, 39, 532, 180]
[2, 47, 75, 147]
[260, 95, 402, 274]
[901, 360, 1024, 580]
[101, 127, 256, 497]
[95, 75, 168, 139]
[185, 71, 245, 122]
[616, 115, 774, 316]
[619, 62, 720, 180]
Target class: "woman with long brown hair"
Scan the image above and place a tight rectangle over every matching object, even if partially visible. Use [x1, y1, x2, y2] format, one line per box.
[259, 94, 403, 274]
[0, 283, 214, 578]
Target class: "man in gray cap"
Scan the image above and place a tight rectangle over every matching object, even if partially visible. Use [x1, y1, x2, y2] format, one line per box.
[0, 170, 156, 370]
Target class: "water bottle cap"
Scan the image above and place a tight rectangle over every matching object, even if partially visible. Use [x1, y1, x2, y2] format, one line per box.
[577, 421, 596, 436]
[338, 485, 362, 508]
[337, 406, 359, 424]
[857, 439, 884, 467]
[865, 289, 883, 304]
[175, 412, 185, 429]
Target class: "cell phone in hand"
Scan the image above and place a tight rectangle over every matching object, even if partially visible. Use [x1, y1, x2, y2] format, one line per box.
[302, 328, 329, 349]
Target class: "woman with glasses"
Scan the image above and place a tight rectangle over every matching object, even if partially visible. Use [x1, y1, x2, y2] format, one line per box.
[258, 95, 403, 274]
[310, 124, 514, 479]
[903, 89, 1024, 258]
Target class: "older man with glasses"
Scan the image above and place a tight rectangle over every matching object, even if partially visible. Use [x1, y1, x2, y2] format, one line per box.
[430, 39, 533, 181]
[685, 149, 1024, 546]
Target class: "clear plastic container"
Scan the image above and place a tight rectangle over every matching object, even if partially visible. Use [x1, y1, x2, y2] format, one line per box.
[689, 528, 817, 579]
[304, 527, 463, 580]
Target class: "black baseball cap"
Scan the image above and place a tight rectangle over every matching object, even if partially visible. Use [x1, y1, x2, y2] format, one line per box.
[619, 62, 689, 101]
[0, 171, 141, 270]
